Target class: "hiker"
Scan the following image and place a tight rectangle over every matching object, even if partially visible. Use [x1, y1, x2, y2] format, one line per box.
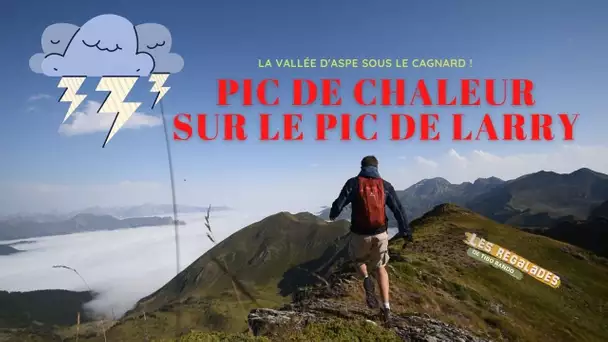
[329, 155, 413, 324]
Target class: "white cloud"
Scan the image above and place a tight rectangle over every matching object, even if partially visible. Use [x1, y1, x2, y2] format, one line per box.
[394, 144, 608, 188]
[58, 101, 161, 136]
[28, 93, 52, 102]
[414, 156, 438, 168]
[448, 148, 466, 162]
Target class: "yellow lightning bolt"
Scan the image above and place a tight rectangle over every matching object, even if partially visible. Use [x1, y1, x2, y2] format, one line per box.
[149, 73, 171, 108]
[58, 77, 87, 123]
[96, 77, 140, 147]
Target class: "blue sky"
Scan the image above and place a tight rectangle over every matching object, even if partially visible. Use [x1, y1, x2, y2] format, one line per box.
[0, 0, 607, 214]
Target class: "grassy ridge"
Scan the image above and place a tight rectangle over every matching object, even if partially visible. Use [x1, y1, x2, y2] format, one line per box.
[383, 204, 608, 341]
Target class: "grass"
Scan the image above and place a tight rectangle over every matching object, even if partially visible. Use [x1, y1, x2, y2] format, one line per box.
[158, 319, 399, 342]
[286, 319, 401, 341]
[158, 331, 269, 342]
[86, 286, 285, 341]
[258, 319, 401, 342]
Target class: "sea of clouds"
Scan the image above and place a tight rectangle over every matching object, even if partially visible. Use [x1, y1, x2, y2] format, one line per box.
[0, 209, 273, 318]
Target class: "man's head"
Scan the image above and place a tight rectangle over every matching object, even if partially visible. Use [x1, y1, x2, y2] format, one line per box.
[361, 155, 379, 168]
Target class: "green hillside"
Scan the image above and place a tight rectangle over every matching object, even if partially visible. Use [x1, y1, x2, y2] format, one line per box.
[73, 212, 351, 341]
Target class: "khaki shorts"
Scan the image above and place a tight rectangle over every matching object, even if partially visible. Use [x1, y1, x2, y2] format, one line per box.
[348, 231, 390, 269]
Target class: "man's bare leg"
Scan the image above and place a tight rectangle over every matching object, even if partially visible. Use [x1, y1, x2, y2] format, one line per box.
[375, 265, 389, 305]
[376, 264, 392, 325]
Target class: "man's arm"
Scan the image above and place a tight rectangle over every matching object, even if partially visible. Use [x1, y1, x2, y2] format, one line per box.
[384, 181, 411, 237]
[329, 178, 356, 220]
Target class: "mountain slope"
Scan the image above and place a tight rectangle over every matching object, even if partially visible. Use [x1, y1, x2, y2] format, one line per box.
[538, 200, 608, 257]
[0, 290, 94, 329]
[399, 176, 504, 219]
[135, 212, 349, 310]
[88, 212, 350, 340]
[380, 204, 608, 341]
[82, 205, 608, 342]
[467, 168, 608, 227]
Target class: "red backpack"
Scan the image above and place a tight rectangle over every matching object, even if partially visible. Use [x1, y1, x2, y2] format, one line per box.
[353, 177, 387, 230]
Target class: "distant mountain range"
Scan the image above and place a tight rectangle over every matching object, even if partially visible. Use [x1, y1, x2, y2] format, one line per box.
[318, 176, 506, 224]
[319, 168, 608, 227]
[70, 204, 231, 219]
[0, 214, 186, 241]
[466, 168, 608, 227]
[317, 168, 608, 256]
[0, 204, 231, 241]
[2, 203, 231, 222]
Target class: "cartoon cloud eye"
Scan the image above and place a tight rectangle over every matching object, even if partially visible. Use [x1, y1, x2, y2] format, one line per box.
[146, 41, 166, 50]
[40, 23, 80, 54]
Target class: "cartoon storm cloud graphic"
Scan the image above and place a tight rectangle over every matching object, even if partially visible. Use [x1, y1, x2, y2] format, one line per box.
[30, 14, 184, 147]
[29, 23, 80, 74]
[136, 23, 184, 107]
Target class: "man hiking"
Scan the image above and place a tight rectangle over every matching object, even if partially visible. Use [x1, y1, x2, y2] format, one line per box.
[329, 155, 412, 324]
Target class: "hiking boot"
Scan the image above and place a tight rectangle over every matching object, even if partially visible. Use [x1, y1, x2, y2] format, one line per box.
[363, 277, 379, 308]
[381, 307, 392, 327]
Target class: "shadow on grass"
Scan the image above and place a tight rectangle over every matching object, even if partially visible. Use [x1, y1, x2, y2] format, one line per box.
[278, 233, 352, 297]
